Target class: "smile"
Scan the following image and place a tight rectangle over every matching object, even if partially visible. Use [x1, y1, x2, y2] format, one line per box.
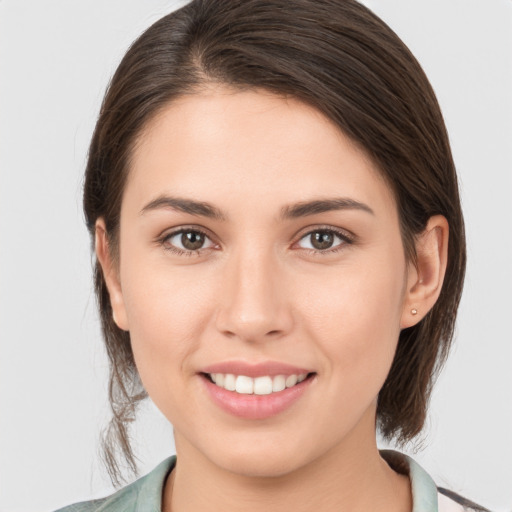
[207, 373, 309, 395]
[200, 369, 316, 420]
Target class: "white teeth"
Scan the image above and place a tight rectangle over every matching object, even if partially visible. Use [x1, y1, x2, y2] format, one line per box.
[235, 375, 254, 394]
[254, 376, 273, 395]
[272, 375, 286, 392]
[224, 374, 236, 391]
[208, 372, 310, 394]
[285, 374, 298, 388]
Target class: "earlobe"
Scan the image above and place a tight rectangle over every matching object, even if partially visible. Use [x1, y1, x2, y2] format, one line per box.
[95, 219, 129, 331]
[400, 215, 449, 329]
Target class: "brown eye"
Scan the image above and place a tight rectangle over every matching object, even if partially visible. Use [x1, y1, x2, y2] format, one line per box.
[181, 231, 205, 250]
[297, 229, 348, 252]
[163, 229, 215, 253]
[310, 231, 334, 250]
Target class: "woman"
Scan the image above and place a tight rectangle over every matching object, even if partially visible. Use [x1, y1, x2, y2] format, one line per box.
[56, 0, 487, 510]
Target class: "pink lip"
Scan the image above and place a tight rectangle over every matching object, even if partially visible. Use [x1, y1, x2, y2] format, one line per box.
[202, 376, 313, 420]
[201, 360, 312, 378]
[199, 361, 316, 420]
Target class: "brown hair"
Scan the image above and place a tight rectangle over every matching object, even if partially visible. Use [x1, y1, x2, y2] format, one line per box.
[84, 0, 466, 484]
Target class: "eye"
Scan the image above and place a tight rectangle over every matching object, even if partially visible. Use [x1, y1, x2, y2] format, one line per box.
[161, 228, 216, 254]
[296, 228, 350, 252]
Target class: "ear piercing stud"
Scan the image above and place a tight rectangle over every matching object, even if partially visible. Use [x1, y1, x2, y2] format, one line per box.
[411, 308, 418, 315]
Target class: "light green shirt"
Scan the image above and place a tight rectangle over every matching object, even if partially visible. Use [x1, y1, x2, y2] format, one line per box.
[55, 450, 467, 512]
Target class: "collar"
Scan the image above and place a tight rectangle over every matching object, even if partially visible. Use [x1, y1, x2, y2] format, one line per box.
[133, 456, 176, 512]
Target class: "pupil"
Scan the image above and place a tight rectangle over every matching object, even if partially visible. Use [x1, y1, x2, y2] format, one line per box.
[311, 231, 333, 250]
[181, 231, 204, 250]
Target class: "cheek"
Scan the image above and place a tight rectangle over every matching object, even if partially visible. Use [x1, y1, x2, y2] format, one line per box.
[298, 256, 405, 384]
[119, 261, 217, 396]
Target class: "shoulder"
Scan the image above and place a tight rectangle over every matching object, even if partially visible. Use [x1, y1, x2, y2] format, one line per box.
[54, 485, 137, 512]
[380, 450, 491, 512]
[438, 487, 492, 512]
[54, 456, 176, 512]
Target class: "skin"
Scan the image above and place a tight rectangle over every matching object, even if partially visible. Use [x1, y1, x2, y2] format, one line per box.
[96, 86, 448, 512]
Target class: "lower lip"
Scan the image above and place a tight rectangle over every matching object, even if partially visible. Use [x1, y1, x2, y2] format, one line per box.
[201, 374, 315, 420]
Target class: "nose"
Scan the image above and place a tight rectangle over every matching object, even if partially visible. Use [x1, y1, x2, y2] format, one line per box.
[215, 247, 294, 343]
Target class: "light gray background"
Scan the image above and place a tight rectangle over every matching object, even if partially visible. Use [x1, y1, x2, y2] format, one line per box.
[1, 1, 511, 511]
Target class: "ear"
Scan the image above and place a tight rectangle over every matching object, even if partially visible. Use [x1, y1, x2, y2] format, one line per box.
[95, 218, 129, 331]
[400, 215, 449, 329]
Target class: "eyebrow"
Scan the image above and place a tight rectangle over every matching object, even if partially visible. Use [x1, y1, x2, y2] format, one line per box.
[140, 195, 374, 220]
[279, 198, 374, 219]
[140, 196, 227, 221]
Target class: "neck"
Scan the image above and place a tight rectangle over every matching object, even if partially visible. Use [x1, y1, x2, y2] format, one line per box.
[163, 415, 411, 512]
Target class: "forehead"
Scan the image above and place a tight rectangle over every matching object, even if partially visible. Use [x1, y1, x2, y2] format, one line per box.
[125, 86, 396, 217]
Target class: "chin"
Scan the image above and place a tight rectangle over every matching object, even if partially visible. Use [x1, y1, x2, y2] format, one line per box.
[197, 431, 320, 479]
[217, 450, 307, 479]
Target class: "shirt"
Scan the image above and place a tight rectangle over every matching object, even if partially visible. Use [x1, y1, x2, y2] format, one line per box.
[55, 450, 472, 512]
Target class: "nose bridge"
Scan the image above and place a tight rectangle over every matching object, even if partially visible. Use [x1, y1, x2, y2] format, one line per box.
[215, 242, 292, 341]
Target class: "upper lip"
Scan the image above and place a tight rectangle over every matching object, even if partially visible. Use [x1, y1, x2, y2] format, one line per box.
[200, 361, 313, 378]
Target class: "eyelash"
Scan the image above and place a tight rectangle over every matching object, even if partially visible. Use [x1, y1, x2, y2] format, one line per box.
[294, 226, 354, 256]
[157, 226, 354, 257]
[158, 227, 215, 257]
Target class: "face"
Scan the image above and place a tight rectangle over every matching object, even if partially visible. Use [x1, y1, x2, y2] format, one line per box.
[101, 86, 418, 478]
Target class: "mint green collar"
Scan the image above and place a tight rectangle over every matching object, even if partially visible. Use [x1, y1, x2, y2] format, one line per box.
[133, 456, 176, 512]
[408, 455, 439, 512]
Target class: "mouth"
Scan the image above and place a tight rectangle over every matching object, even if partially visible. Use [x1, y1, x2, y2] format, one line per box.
[199, 369, 317, 420]
[202, 372, 315, 395]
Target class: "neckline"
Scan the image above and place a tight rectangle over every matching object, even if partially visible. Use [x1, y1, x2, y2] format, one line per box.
[133, 450, 439, 512]
[380, 450, 439, 512]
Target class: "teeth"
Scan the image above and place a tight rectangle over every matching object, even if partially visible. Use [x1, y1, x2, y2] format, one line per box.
[224, 374, 236, 391]
[272, 375, 286, 392]
[208, 372, 309, 395]
[254, 376, 273, 395]
[235, 375, 253, 394]
[285, 374, 298, 387]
